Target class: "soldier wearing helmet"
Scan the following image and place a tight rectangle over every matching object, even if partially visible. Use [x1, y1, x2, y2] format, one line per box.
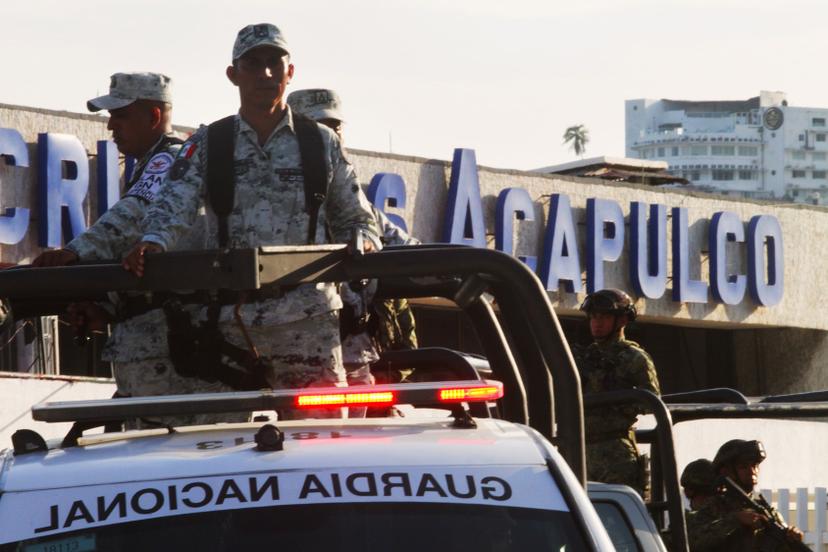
[681, 458, 719, 510]
[713, 439, 767, 494]
[688, 440, 804, 551]
[575, 288, 660, 496]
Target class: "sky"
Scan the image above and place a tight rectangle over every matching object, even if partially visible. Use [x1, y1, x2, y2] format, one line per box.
[3, 0, 828, 171]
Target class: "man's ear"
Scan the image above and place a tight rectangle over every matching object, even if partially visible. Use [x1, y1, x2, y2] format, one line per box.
[226, 65, 238, 85]
[286, 62, 295, 84]
[149, 106, 162, 130]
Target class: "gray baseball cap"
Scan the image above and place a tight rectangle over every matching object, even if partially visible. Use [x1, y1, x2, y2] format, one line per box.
[87, 72, 173, 112]
[287, 89, 345, 123]
[233, 23, 290, 61]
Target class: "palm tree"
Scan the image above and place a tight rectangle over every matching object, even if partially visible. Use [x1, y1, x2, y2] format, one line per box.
[563, 125, 590, 157]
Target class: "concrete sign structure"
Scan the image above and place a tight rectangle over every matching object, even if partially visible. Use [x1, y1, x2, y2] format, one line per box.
[2, 102, 828, 394]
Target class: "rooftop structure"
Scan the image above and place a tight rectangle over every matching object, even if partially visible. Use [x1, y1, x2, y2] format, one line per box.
[626, 91, 828, 204]
[535, 156, 688, 186]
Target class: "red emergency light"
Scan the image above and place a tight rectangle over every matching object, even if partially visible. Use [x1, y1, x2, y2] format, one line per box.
[294, 381, 503, 409]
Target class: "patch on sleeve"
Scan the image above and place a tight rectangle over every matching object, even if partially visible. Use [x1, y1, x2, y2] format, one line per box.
[169, 158, 191, 181]
[179, 141, 198, 159]
[125, 152, 174, 203]
[143, 152, 174, 175]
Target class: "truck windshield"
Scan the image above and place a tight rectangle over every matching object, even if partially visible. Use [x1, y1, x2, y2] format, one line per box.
[7, 503, 588, 552]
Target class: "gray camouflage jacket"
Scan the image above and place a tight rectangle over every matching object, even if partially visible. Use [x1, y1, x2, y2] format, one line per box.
[141, 109, 380, 328]
[66, 134, 183, 260]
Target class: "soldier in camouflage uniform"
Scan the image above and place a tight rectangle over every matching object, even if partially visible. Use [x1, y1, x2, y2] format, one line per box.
[287, 88, 419, 416]
[687, 440, 804, 551]
[661, 459, 719, 551]
[124, 25, 380, 415]
[682, 458, 719, 511]
[367, 204, 419, 353]
[574, 288, 660, 496]
[33, 73, 240, 428]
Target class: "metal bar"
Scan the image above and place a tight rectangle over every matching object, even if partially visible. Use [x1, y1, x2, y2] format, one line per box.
[32, 380, 498, 423]
[339, 247, 586, 485]
[257, 244, 349, 285]
[662, 387, 749, 405]
[1, 249, 260, 299]
[465, 297, 529, 425]
[669, 402, 828, 422]
[5, 245, 585, 483]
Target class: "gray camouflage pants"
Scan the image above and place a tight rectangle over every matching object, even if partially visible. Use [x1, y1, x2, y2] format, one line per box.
[113, 358, 249, 429]
[221, 310, 347, 419]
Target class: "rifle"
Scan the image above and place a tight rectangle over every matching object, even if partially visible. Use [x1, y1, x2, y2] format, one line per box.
[721, 476, 810, 552]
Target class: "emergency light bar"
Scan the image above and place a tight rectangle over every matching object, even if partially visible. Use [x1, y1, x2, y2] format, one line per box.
[31, 380, 504, 424]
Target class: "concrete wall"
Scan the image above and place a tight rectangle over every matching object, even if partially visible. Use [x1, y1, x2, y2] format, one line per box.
[350, 147, 828, 331]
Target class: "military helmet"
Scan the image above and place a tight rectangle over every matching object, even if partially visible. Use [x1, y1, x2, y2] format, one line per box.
[579, 288, 637, 321]
[712, 439, 766, 469]
[680, 459, 717, 491]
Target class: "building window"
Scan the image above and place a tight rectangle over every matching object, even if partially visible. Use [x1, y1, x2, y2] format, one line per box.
[818, 134, 827, 142]
[814, 152, 827, 161]
[814, 118, 826, 127]
[792, 151, 806, 160]
[672, 146, 679, 156]
[690, 171, 700, 180]
[814, 170, 827, 179]
[792, 170, 806, 178]
[657, 147, 665, 157]
[690, 145, 707, 156]
[712, 169, 734, 181]
[738, 170, 753, 180]
[738, 146, 758, 156]
[800, 134, 805, 141]
[711, 145, 735, 155]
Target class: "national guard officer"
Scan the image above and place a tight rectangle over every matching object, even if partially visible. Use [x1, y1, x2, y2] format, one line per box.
[575, 288, 660, 495]
[688, 440, 804, 551]
[34, 72, 180, 267]
[287, 88, 419, 416]
[31, 73, 240, 427]
[123, 24, 380, 416]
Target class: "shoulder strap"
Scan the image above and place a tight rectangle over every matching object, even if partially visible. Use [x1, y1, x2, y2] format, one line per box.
[207, 115, 237, 248]
[292, 112, 329, 244]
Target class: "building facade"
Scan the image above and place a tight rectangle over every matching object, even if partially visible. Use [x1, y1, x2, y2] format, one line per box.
[626, 91, 828, 204]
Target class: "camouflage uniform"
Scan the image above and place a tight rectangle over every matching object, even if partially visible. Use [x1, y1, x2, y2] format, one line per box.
[64, 71, 247, 428]
[141, 111, 379, 398]
[576, 334, 660, 494]
[688, 492, 795, 552]
[66, 134, 181, 261]
[368, 207, 419, 352]
[288, 86, 416, 413]
[65, 136, 244, 428]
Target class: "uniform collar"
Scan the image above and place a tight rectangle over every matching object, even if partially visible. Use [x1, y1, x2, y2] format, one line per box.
[236, 107, 294, 147]
[136, 133, 172, 164]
